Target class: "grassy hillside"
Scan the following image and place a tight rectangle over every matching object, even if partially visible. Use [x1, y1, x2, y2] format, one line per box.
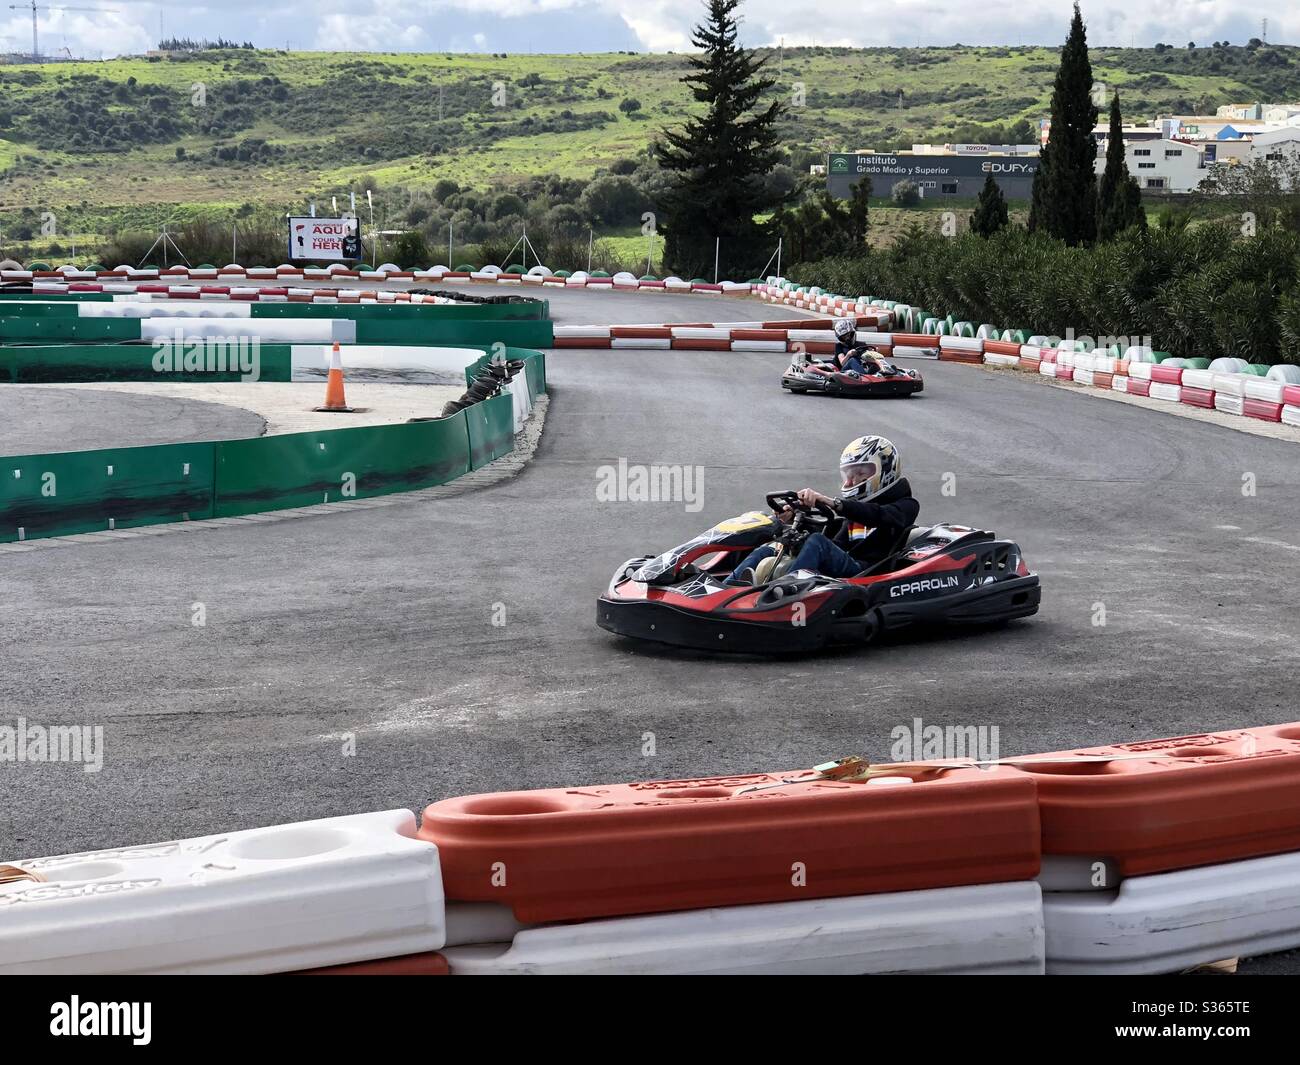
[1, 41, 1298, 257]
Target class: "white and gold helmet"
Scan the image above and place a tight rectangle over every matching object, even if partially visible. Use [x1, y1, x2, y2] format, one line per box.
[838, 435, 900, 501]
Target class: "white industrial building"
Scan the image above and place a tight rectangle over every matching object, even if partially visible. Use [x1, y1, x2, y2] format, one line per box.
[1092, 136, 1207, 192]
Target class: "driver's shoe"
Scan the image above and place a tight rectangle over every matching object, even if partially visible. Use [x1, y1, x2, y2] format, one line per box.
[723, 567, 756, 588]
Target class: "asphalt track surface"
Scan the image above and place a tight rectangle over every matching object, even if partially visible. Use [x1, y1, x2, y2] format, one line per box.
[0, 387, 266, 456]
[3, 287, 1299, 973]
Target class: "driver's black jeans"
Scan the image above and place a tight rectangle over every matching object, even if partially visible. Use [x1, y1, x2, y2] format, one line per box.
[727, 534, 865, 583]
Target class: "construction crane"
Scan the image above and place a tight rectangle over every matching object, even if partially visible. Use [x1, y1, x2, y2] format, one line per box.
[6, 2, 117, 61]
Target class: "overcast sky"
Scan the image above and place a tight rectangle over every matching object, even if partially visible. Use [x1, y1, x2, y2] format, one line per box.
[1, 2, 1294, 60]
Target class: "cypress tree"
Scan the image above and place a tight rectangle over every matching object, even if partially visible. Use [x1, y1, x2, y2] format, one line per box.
[970, 173, 1009, 237]
[655, 0, 785, 278]
[847, 175, 871, 246]
[1027, 3, 1099, 245]
[1097, 92, 1147, 239]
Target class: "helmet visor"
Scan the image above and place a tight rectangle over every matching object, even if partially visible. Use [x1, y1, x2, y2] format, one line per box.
[840, 461, 877, 491]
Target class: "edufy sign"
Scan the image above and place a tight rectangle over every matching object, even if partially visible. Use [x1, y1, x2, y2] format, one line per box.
[288, 217, 362, 262]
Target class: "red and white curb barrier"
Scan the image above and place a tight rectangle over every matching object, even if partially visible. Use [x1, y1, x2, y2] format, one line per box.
[3, 264, 758, 295]
[550, 314, 894, 352]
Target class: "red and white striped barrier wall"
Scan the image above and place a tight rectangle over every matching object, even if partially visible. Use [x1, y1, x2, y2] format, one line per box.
[550, 314, 892, 351]
[22, 280, 454, 304]
[3, 264, 758, 296]
[759, 284, 1300, 432]
[7, 721, 1300, 974]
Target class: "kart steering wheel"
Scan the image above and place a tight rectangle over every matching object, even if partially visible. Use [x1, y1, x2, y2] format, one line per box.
[766, 490, 837, 520]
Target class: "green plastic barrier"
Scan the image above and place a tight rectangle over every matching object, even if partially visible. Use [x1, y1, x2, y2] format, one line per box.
[0, 317, 142, 342]
[0, 440, 215, 542]
[0, 292, 113, 301]
[0, 302, 83, 317]
[464, 392, 515, 468]
[1183, 357, 1211, 370]
[352, 319, 553, 346]
[212, 415, 473, 517]
[0, 342, 293, 383]
[249, 301, 550, 322]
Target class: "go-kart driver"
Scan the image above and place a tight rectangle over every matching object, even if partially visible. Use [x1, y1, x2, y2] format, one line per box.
[805, 318, 885, 378]
[725, 435, 920, 585]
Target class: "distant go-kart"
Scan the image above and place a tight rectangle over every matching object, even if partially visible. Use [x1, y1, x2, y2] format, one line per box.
[597, 491, 1039, 654]
[781, 348, 923, 398]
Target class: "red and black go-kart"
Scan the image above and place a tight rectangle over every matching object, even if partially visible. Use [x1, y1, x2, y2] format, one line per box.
[597, 491, 1039, 653]
[781, 348, 923, 398]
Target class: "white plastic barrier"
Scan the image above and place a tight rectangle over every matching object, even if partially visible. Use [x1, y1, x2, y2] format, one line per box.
[507, 372, 533, 432]
[1215, 393, 1244, 415]
[1284, 405, 1300, 427]
[80, 301, 252, 319]
[939, 335, 982, 352]
[1112, 375, 1130, 393]
[289, 344, 484, 378]
[1044, 851, 1300, 975]
[1212, 372, 1250, 397]
[443, 882, 1044, 975]
[670, 327, 730, 340]
[891, 346, 939, 360]
[1149, 382, 1182, 402]
[1127, 361, 1156, 380]
[1123, 345, 1156, 364]
[1073, 368, 1095, 387]
[1038, 360, 1057, 378]
[552, 324, 609, 338]
[141, 317, 356, 344]
[611, 337, 671, 350]
[0, 811, 444, 975]
[983, 353, 1020, 367]
[729, 339, 788, 352]
[1246, 376, 1286, 402]
[1181, 367, 1215, 390]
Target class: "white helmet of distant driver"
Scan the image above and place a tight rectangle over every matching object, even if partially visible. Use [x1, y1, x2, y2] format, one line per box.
[833, 318, 856, 342]
[838, 435, 900, 502]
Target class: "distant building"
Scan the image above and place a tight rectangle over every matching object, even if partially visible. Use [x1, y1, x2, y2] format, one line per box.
[1093, 137, 1205, 193]
[827, 149, 1039, 200]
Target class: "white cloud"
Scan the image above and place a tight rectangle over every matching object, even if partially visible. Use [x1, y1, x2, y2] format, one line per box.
[8, 0, 1299, 59]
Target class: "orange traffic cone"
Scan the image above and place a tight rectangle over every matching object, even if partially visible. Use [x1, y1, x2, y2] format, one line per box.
[314, 342, 355, 413]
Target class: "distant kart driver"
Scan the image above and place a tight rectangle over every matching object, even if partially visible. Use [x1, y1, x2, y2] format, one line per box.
[725, 435, 920, 585]
[805, 318, 885, 378]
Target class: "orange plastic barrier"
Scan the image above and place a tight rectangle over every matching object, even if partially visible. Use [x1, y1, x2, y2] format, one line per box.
[419, 768, 1040, 922]
[729, 328, 787, 341]
[1026, 723, 1300, 876]
[610, 326, 673, 339]
[983, 340, 1022, 356]
[671, 338, 733, 351]
[551, 336, 612, 348]
[1094, 371, 1114, 389]
[889, 333, 939, 348]
[940, 349, 983, 365]
[290, 952, 450, 975]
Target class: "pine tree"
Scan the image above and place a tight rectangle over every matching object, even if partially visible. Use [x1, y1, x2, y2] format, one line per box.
[1027, 3, 1099, 245]
[1097, 92, 1147, 239]
[969, 174, 1009, 237]
[655, 0, 785, 278]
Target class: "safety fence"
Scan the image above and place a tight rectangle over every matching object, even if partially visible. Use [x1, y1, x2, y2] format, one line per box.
[4, 720, 1299, 974]
[0, 346, 544, 543]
